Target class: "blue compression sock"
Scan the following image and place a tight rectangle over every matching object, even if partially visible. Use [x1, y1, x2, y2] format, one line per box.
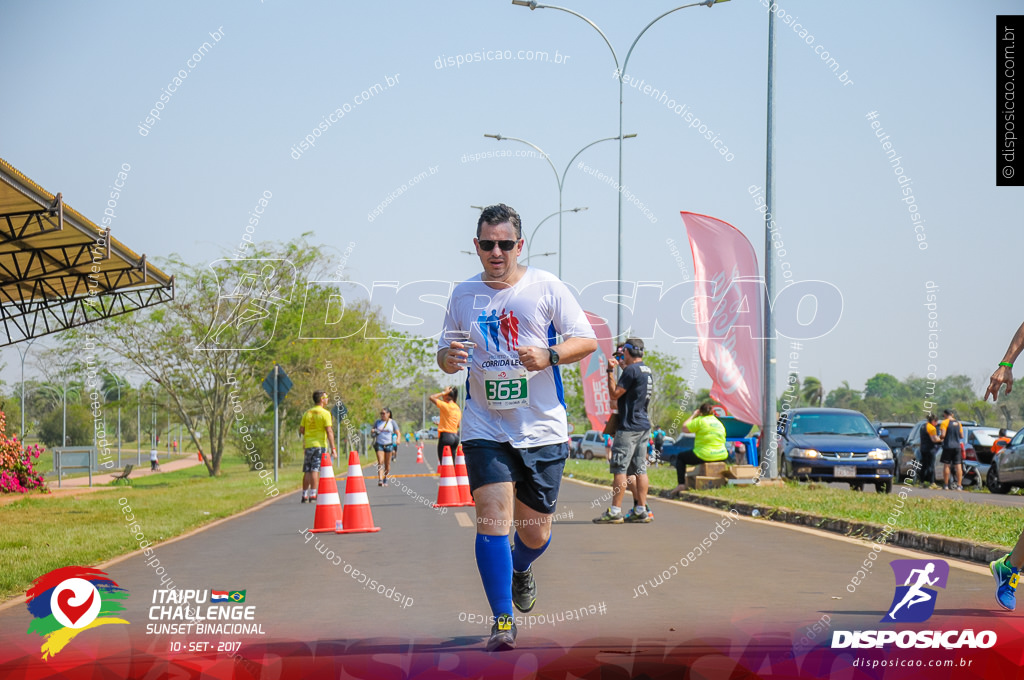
[512, 532, 551, 573]
[475, 534, 513, 618]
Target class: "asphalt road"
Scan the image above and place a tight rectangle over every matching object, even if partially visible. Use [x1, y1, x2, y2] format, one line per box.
[2, 442, 1018, 676]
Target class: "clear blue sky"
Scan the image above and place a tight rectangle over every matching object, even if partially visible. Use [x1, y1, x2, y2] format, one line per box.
[1, 0, 1019, 398]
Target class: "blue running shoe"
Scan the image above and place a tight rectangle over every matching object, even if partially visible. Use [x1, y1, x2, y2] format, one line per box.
[990, 555, 1019, 611]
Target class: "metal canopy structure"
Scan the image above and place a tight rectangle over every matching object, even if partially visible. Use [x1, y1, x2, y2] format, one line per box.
[0, 158, 174, 346]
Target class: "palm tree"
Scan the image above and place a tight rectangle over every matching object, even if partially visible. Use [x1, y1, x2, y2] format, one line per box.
[801, 377, 824, 407]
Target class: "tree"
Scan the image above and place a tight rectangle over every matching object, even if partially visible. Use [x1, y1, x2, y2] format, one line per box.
[38, 403, 92, 447]
[96, 236, 403, 476]
[864, 373, 905, 401]
[644, 350, 690, 432]
[825, 381, 862, 410]
[96, 237, 325, 476]
[801, 377, 823, 407]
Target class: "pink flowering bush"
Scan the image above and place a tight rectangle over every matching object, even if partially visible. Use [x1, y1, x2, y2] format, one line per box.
[0, 411, 46, 493]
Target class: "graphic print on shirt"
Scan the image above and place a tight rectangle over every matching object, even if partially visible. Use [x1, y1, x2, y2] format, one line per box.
[498, 308, 521, 351]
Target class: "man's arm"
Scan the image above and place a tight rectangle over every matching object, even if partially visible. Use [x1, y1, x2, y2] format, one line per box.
[986, 320, 1024, 401]
[608, 361, 627, 400]
[326, 420, 336, 456]
[518, 336, 597, 372]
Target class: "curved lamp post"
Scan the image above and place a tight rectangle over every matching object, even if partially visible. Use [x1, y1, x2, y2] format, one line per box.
[484, 133, 634, 280]
[510, 0, 730, 338]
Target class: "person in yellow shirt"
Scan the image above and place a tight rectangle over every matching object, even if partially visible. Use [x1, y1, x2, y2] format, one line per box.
[430, 386, 462, 464]
[298, 391, 336, 503]
[670, 403, 729, 495]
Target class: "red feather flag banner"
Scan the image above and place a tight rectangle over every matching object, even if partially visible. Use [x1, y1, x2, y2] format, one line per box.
[578, 311, 616, 432]
[681, 211, 763, 427]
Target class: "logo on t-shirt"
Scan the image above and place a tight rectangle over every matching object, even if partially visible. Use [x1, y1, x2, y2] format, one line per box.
[476, 309, 520, 352]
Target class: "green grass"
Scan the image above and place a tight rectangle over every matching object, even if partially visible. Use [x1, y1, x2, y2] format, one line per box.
[563, 459, 1023, 549]
[0, 455, 302, 602]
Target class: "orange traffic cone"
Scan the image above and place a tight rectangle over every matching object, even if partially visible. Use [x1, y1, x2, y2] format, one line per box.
[310, 452, 344, 533]
[454, 445, 474, 506]
[336, 450, 381, 534]
[433, 446, 461, 507]
[415, 443, 424, 464]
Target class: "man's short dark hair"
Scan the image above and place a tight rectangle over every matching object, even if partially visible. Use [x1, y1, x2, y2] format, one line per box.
[927, 413, 937, 423]
[943, 409, 953, 416]
[312, 390, 326, 405]
[448, 386, 459, 401]
[477, 204, 522, 239]
[698, 402, 715, 416]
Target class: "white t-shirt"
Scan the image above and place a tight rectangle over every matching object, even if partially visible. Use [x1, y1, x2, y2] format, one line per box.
[438, 267, 595, 448]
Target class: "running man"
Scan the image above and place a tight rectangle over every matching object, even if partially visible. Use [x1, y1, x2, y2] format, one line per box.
[438, 203, 597, 651]
[985, 319, 1024, 610]
[299, 390, 336, 503]
[888, 562, 939, 619]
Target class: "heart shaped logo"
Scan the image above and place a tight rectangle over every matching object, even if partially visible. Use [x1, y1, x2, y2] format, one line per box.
[56, 588, 95, 626]
[49, 578, 100, 629]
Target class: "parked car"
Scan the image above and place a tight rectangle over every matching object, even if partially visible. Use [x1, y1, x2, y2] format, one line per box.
[659, 433, 695, 466]
[569, 434, 584, 458]
[578, 430, 606, 460]
[777, 407, 895, 493]
[873, 421, 915, 454]
[987, 428, 1024, 494]
[897, 420, 981, 486]
[965, 426, 1016, 466]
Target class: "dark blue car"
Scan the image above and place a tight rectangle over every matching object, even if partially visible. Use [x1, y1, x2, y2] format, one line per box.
[778, 407, 895, 493]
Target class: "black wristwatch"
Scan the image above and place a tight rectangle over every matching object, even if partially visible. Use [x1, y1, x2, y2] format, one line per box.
[548, 347, 560, 366]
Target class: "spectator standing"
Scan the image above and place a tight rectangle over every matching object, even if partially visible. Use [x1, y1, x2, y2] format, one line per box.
[430, 386, 462, 464]
[298, 390, 336, 503]
[938, 409, 964, 491]
[593, 339, 654, 525]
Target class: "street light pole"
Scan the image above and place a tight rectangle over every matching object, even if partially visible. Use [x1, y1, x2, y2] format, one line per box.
[523, 207, 587, 263]
[484, 133, 633, 280]
[16, 338, 36, 444]
[511, 0, 729, 339]
[762, 6, 779, 477]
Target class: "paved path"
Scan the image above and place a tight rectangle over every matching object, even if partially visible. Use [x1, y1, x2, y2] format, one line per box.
[0, 455, 206, 506]
[1, 441, 1018, 678]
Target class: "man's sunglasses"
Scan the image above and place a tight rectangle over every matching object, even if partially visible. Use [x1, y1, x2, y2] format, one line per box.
[477, 239, 519, 252]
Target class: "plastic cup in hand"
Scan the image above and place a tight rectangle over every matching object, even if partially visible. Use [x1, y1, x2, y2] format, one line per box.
[462, 341, 475, 366]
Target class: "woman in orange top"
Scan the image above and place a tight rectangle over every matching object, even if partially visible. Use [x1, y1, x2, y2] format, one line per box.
[430, 386, 462, 464]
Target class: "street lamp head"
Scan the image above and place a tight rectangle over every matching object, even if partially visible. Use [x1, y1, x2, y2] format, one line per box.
[623, 133, 638, 139]
[703, 0, 730, 5]
[484, 133, 503, 140]
[511, 0, 538, 8]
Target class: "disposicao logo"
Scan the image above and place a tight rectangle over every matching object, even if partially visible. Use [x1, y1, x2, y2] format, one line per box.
[883, 559, 948, 623]
[25, 567, 129, 659]
[832, 559, 997, 650]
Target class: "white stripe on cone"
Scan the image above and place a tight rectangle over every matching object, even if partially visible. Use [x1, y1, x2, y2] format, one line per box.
[316, 492, 340, 506]
[439, 478, 457, 486]
[347, 465, 363, 477]
[345, 492, 369, 505]
[320, 467, 335, 479]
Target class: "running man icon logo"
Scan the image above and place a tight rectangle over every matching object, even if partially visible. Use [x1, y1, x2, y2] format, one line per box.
[882, 559, 949, 623]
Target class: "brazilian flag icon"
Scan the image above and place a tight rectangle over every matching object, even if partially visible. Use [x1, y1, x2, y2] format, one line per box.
[228, 590, 246, 603]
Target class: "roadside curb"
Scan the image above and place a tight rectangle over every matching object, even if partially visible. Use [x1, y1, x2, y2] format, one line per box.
[565, 472, 1009, 565]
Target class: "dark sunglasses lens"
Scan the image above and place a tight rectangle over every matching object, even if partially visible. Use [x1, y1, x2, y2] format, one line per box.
[478, 240, 517, 251]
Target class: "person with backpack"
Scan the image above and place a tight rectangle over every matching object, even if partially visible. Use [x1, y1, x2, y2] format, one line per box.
[938, 409, 964, 491]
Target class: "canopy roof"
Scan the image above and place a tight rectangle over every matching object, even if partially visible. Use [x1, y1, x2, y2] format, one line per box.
[0, 158, 174, 346]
